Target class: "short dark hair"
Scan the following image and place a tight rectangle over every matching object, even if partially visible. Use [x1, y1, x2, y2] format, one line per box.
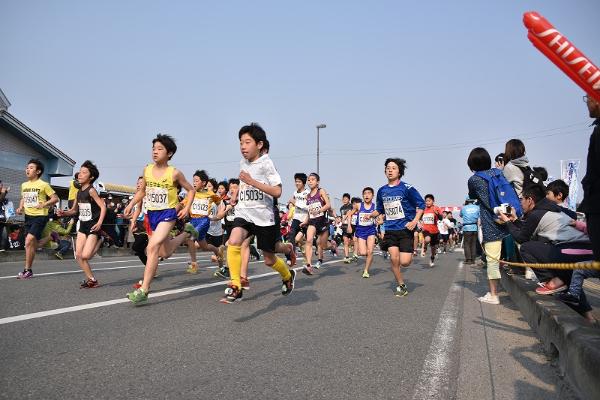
[309, 172, 320, 182]
[495, 153, 504, 163]
[384, 158, 407, 178]
[238, 123, 267, 146]
[522, 184, 546, 203]
[193, 170, 209, 182]
[262, 139, 270, 153]
[533, 166, 548, 182]
[342, 193, 351, 199]
[425, 194, 435, 201]
[208, 178, 218, 190]
[362, 187, 374, 195]
[28, 158, 44, 177]
[81, 160, 100, 184]
[351, 197, 361, 204]
[228, 178, 240, 186]
[467, 147, 491, 172]
[546, 179, 569, 199]
[218, 181, 229, 193]
[152, 134, 177, 160]
[504, 139, 525, 163]
[294, 173, 307, 185]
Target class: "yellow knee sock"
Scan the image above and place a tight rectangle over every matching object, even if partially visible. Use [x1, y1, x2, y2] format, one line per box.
[227, 245, 242, 289]
[271, 257, 291, 281]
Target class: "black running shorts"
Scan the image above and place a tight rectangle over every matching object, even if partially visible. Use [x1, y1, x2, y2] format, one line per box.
[381, 229, 414, 253]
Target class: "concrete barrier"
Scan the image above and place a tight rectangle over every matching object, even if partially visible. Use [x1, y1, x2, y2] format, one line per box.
[502, 271, 600, 400]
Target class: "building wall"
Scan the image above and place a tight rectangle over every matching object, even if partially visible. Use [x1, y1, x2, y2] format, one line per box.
[0, 126, 62, 216]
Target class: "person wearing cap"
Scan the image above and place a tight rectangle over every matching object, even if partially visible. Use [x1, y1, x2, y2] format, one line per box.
[460, 197, 480, 264]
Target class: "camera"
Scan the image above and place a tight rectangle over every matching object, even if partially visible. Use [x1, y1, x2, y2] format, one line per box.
[493, 203, 512, 215]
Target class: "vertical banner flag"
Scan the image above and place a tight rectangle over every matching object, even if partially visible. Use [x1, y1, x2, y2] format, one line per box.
[560, 160, 580, 211]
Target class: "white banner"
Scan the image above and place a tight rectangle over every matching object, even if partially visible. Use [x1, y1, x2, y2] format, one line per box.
[560, 160, 580, 211]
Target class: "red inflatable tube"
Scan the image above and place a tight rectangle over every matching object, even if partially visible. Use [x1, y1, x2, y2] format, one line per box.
[523, 11, 600, 103]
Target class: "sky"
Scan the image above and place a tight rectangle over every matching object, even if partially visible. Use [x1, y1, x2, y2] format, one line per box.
[1, 0, 598, 209]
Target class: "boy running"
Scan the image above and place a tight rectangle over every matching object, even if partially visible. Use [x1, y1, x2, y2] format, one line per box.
[183, 170, 223, 274]
[421, 194, 443, 267]
[370, 158, 425, 297]
[123, 134, 196, 304]
[57, 160, 106, 287]
[288, 173, 310, 253]
[221, 123, 295, 303]
[302, 173, 337, 274]
[16, 159, 59, 278]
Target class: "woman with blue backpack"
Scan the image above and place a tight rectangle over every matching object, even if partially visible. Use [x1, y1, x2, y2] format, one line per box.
[467, 147, 514, 305]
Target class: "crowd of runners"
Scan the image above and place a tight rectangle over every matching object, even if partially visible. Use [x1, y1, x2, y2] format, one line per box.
[11, 123, 470, 305]
[12, 118, 597, 310]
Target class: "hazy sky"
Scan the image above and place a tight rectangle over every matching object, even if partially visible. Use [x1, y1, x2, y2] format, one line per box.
[1, 0, 598, 208]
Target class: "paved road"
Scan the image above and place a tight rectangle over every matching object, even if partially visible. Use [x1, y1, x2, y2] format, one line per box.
[0, 250, 578, 399]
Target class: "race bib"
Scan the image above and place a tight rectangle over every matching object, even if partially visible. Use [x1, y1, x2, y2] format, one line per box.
[191, 198, 210, 216]
[146, 187, 169, 209]
[79, 203, 92, 222]
[238, 183, 265, 206]
[358, 212, 373, 226]
[384, 200, 405, 221]
[351, 214, 358, 225]
[308, 202, 323, 218]
[422, 213, 435, 225]
[23, 191, 39, 208]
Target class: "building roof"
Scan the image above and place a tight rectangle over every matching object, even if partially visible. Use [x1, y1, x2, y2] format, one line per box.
[0, 88, 10, 111]
[0, 110, 75, 166]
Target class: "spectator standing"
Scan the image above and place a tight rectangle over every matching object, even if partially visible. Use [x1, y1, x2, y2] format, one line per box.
[460, 198, 480, 264]
[0, 181, 9, 251]
[467, 147, 508, 305]
[580, 94, 600, 261]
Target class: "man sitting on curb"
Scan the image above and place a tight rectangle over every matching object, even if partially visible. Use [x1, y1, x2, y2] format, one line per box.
[498, 185, 593, 297]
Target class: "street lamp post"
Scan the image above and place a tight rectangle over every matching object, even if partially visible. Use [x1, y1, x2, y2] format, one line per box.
[316, 123, 326, 176]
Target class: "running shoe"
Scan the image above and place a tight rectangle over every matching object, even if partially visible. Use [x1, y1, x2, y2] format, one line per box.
[330, 241, 338, 256]
[133, 280, 143, 289]
[184, 223, 199, 241]
[395, 284, 409, 297]
[17, 270, 33, 279]
[362, 270, 370, 278]
[302, 264, 314, 275]
[413, 250, 418, 257]
[535, 283, 567, 295]
[80, 278, 99, 288]
[352, 254, 359, 261]
[315, 260, 322, 269]
[383, 252, 388, 260]
[420, 251, 426, 257]
[186, 261, 199, 274]
[214, 267, 230, 279]
[288, 243, 297, 266]
[281, 269, 296, 296]
[127, 288, 148, 304]
[241, 276, 250, 290]
[220, 284, 242, 304]
[430, 257, 435, 267]
[343, 257, 351, 264]
[478, 292, 500, 305]
[54, 252, 64, 260]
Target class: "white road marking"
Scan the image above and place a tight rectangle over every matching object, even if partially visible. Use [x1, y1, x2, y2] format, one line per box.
[0, 256, 225, 280]
[412, 262, 463, 400]
[0, 258, 336, 325]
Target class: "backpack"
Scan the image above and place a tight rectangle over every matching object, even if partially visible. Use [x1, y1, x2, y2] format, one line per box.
[474, 168, 523, 217]
[516, 165, 546, 190]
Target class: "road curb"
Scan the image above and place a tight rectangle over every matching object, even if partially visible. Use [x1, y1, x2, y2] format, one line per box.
[502, 270, 600, 400]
